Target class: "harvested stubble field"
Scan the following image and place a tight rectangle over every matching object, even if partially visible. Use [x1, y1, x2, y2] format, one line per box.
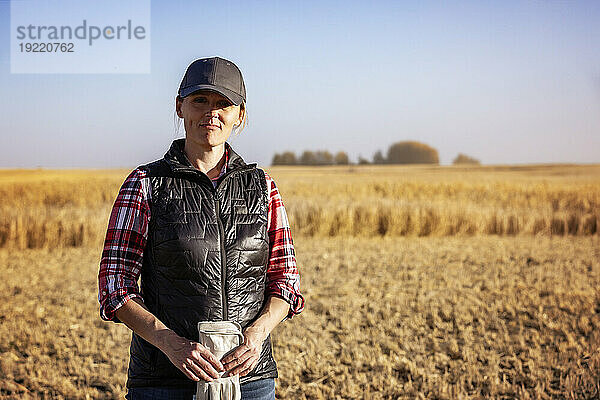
[0, 164, 599, 399]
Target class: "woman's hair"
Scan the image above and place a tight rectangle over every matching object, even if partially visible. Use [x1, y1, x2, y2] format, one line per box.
[173, 96, 248, 138]
[234, 101, 248, 136]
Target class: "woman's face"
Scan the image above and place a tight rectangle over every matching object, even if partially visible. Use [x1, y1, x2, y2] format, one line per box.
[176, 90, 244, 150]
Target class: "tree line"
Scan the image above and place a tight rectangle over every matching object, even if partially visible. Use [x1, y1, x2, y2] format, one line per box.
[272, 150, 350, 166]
[272, 141, 480, 166]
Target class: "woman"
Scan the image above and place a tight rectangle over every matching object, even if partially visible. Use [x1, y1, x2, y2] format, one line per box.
[98, 56, 304, 400]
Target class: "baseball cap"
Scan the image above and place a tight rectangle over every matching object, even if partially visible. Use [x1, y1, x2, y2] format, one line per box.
[178, 57, 246, 106]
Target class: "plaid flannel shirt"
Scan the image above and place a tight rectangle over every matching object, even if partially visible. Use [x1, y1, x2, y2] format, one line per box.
[98, 148, 304, 323]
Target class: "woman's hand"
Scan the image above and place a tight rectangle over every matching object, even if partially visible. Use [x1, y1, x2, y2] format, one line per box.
[221, 296, 291, 377]
[160, 331, 225, 382]
[221, 325, 267, 377]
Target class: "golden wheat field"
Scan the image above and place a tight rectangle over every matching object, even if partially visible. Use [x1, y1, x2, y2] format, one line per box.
[0, 164, 599, 399]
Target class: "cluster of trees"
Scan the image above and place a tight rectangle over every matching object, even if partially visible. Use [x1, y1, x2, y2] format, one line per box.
[367, 141, 440, 165]
[452, 153, 481, 165]
[272, 150, 350, 166]
[272, 141, 480, 166]
[365, 142, 480, 165]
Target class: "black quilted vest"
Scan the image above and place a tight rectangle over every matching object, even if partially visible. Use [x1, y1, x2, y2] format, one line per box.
[126, 139, 277, 388]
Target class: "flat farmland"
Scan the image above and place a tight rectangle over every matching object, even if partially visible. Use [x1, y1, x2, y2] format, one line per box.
[1, 164, 598, 249]
[0, 164, 599, 399]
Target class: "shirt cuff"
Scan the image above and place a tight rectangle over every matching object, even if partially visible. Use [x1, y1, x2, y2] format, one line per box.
[265, 286, 305, 320]
[99, 291, 144, 323]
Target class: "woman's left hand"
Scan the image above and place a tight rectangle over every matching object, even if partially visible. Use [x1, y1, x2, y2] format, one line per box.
[221, 325, 266, 377]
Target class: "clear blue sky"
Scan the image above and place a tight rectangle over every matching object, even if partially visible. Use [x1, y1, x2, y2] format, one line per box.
[0, 0, 599, 168]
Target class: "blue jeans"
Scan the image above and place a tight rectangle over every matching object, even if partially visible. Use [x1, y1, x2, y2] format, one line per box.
[125, 378, 276, 400]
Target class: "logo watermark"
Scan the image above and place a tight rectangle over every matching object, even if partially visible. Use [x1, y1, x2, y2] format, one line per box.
[11, 0, 151, 74]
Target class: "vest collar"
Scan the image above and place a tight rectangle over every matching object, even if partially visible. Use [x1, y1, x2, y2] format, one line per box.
[164, 138, 248, 174]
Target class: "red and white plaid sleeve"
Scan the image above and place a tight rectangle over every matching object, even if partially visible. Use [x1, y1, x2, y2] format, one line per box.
[98, 168, 150, 323]
[264, 171, 305, 319]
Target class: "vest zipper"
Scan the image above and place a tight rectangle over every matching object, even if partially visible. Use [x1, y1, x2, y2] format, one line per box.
[184, 165, 253, 321]
[211, 165, 257, 321]
[214, 197, 228, 320]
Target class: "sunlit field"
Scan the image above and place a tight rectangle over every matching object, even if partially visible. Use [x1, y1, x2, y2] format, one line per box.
[0, 164, 599, 399]
[0, 164, 598, 250]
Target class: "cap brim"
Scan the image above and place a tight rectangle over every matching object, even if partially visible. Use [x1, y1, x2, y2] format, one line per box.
[179, 84, 244, 106]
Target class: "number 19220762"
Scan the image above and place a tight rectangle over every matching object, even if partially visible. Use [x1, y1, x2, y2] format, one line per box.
[19, 43, 74, 52]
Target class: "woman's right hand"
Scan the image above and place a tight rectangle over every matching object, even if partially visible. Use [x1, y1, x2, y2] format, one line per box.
[160, 331, 225, 382]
